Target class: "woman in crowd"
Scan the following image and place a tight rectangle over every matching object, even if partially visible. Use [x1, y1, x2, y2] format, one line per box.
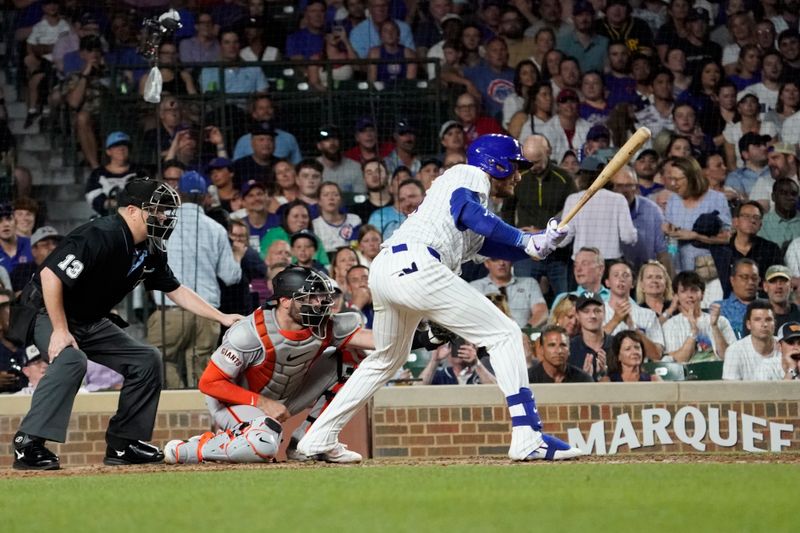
[665, 48, 691, 97]
[312, 181, 362, 255]
[765, 81, 800, 131]
[508, 81, 553, 141]
[548, 294, 579, 337]
[602, 331, 658, 382]
[677, 59, 723, 134]
[701, 152, 741, 205]
[355, 224, 381, 268]
[665, 134, 692, 159]
[723, 92, 777, 169]
[273, 160, 299, 206]
[540, 48, 563, 83]
[260, 200, 330, 267]
[330, 246, 360, 294]
[663, 156, 732, 272]
[308, 24, 357, 91]
[560, 150, 579, 176]
[636, 260, 677, 325]
[239, 16, 281, 62]
[367, 19, 417, 83]
[729, 44, 761, 91]
[579, 71, 611, 126]
[502, 60, 539, 130]
[530, 28, 556, 76]
[713, 80, 738, 146]
[138, 42, 197, 96]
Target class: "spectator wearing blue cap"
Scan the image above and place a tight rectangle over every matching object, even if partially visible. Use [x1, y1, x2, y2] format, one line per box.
[0, 202, 34, 281]
[148, 170, 243, 389]
[233, 122, 280, 189]
[85, 132, 146, 216]
[232, 94, 302, 165]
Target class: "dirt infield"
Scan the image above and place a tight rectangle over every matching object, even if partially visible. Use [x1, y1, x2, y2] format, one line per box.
[3, 452, 799, 479]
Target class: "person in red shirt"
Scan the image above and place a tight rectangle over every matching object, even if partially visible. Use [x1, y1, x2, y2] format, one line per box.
[453, 93, 503, 146]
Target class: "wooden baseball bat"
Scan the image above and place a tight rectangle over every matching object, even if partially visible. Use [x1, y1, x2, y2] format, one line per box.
[558, 127, 652, 230]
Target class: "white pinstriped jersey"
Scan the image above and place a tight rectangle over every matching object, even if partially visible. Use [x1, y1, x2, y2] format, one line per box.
[384, 164, 489, 272]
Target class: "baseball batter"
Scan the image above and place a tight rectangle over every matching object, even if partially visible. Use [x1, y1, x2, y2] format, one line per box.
[297, 134, 584, 461]
[165, 266, 372, 464]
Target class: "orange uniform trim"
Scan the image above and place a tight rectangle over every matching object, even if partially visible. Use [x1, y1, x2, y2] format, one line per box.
[245, 307, 277, 394]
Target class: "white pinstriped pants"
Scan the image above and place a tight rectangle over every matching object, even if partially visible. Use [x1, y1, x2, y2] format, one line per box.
[298, 243, 531, 454]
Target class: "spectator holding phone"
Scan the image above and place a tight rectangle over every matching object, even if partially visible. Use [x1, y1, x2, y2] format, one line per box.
[777, 322, 800, 380]
[419, 338, 496, 385]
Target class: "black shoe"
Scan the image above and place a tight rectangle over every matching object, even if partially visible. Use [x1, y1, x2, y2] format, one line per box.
[23, 110, 40, 129]
[12, 432, 60, 471]
[103, 440, 165, 466]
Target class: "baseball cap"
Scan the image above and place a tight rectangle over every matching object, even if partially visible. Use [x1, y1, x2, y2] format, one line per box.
[586, 124, 610, 142]
[769, 143, 798, 157]
[30, 226, 63, 247]
[439, 120, 462, 140]
[738, 132, 770, 154]
[777, 322, 800, 342]
[290, 229, 318, 247]
[686, 7, 710, 23]
[579, 156, 604, 172]
[243, 16, 265, 29]
[178, 171, 208, 195]
[605, 0, 630, 8]
[736, 91, 759, 104]
[207, 157, 233, 171]
[556, 88, 579, 104]
[319, 124, 341, 140]
[765, 265, 792, 281]
[79, 13, 99, 27]
[420, 158, 442, 170]
[250, 121, 276, 137]
[575, 292, 604, 310]
[394, 119, 415, 135]
[0, 202, 15, 218]
[79, 34, 102, 51]
[117, 179, 163, 207]
[241, 179, 267, 197]
[573, 0, 595, 16]
[355, 117, 376, 132]
[637, 148, 659, 161]
[105, 131, 131, 149]
[441, 13, 462, 24]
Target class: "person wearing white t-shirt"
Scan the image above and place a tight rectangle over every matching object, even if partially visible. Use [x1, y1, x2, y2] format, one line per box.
[723, 300, 785, 380]
[602, 259, 665, 360]
[23, 0, 70, 126]
[663, 271, 737, 362]
[739, 50, 784, 118]
[312, 181, 362, 254]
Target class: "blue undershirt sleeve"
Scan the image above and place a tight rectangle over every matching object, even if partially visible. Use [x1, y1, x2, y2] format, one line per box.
[450, 187, 525, 247]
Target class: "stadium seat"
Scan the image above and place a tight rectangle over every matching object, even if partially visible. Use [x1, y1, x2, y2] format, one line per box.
[643, 361, 686, 381]
[684, 361, 724, 381]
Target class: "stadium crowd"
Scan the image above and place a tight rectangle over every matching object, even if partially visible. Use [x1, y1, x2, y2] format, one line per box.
[3, 0, 800, 395]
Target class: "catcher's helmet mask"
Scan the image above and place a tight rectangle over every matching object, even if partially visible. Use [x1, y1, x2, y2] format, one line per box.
[267, 266, 336, 339]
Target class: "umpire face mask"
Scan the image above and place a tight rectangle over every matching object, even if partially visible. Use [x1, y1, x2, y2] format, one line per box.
[141, 183, 181, 252]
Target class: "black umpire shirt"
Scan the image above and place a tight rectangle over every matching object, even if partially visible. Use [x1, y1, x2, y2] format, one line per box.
[32, 214, 180, 324]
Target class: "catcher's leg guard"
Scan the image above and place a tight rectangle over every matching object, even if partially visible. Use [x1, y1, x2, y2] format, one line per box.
[212, 416, 283, 463]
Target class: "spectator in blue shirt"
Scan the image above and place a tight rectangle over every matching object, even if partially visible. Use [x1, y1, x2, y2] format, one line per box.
[350, 0, 415, 58]
[0, 203, 34, 278]
[463, 37, 515, 120]
[420, 338, 497, 385]
[717, 258, 761, 339]
[233, 94, 303, 164]
[199, 30, 268, 94]
[286, 0, 327, 60]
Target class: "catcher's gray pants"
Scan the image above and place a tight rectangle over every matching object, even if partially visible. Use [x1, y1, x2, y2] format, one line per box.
[19, 313, 163, 444]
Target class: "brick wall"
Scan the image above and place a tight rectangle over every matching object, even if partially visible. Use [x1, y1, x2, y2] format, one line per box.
[372, 383, 800, 458]
[0, 391, 369, 467]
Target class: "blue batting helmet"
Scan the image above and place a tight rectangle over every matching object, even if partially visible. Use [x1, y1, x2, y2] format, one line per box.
[466, 134, 531, 179]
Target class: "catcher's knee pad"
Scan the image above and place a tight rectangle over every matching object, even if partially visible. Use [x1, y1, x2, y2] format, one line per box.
[225, 416, 283, 463]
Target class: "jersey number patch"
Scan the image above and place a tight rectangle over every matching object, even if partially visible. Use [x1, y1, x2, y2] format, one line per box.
[57, 254, 85, 280]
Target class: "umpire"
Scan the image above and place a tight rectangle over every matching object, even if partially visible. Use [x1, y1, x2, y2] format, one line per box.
[11, 179, 243, 470]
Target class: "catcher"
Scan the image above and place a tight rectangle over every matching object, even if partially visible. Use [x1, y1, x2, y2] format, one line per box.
[164, 266, 450, 464]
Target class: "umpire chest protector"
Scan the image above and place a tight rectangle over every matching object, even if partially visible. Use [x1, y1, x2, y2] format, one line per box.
[223, 307, 361, 406]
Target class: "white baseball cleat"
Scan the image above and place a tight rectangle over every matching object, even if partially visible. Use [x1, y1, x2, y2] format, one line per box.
[515, 434, 585, 461]
[163, 439, 184, 464]
[317, 443, 362, 464]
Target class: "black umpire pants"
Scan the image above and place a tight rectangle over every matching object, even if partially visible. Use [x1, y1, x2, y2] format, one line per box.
[19, 313, 163, 444]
